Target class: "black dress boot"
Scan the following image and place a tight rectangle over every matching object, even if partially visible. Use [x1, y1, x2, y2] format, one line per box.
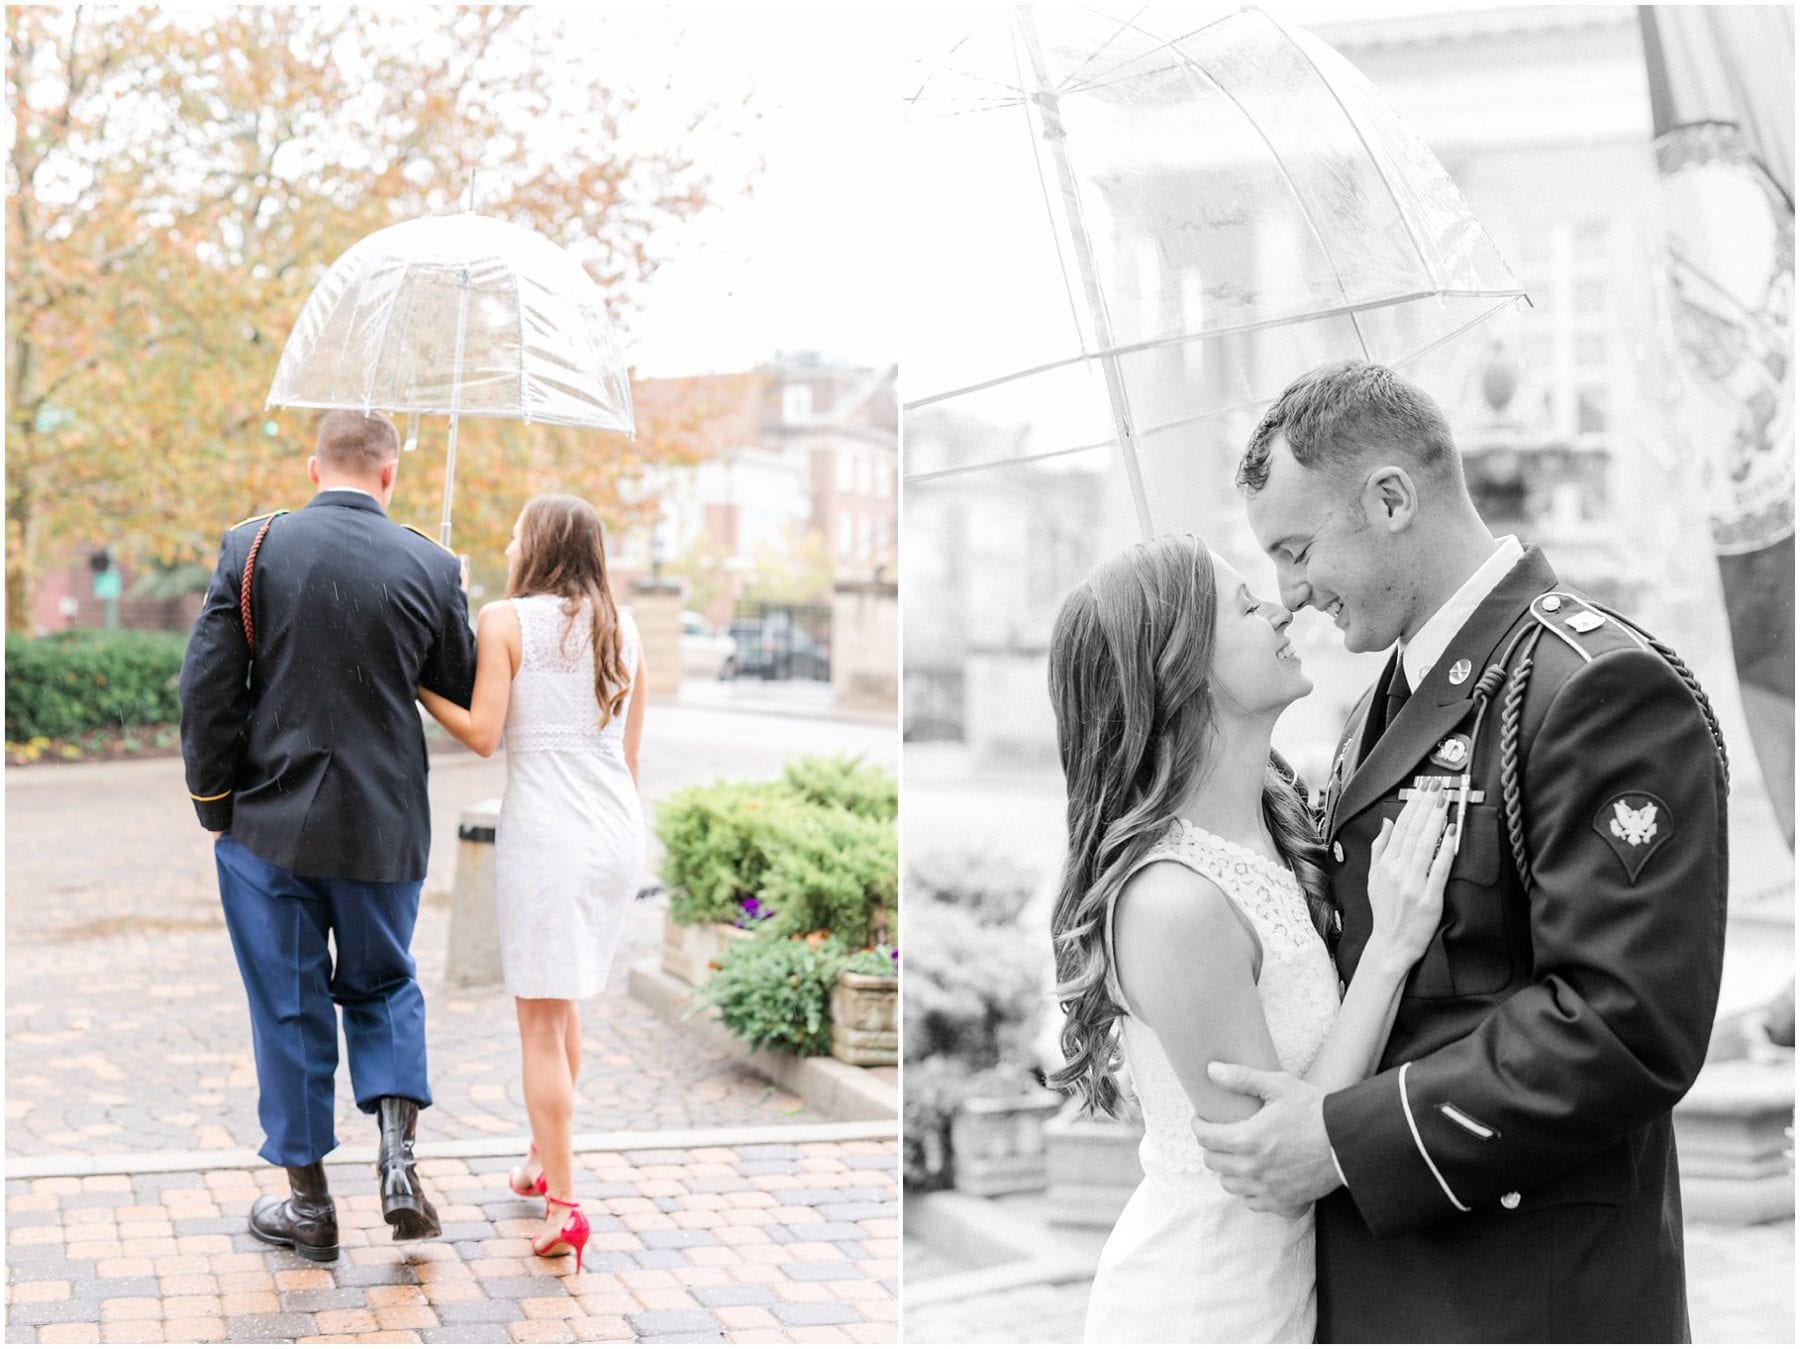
[248, 1162, 339, 1261]
[376, 1096, 441, 1241]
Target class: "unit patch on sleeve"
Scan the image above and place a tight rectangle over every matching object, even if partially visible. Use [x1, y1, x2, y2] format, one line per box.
[1593, 792, 1672, 883]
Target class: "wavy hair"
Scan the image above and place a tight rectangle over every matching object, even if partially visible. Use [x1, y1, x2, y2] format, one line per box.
[508, 494, 631, 727]
[1045, 534, 1332, 1118]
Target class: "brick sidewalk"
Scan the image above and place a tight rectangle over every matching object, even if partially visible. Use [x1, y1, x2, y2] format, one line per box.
[6, 1139, 898, 1344]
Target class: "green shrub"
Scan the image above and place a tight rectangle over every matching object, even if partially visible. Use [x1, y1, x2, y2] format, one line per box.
[761, 806, 898, 948]
[902, 1055, 964, 1193]
[903, 897, 1042, 1068]
[779, 755, 898, 821]
[654, 782, 814, 925]
[655, 760, 899, 938]
[703, 935, 847, 1057]
[5, 630, 189, 742]
[907, 848, 1035, 927]
[902, 858, 1047, 1191]
[840, 944, 899, 979]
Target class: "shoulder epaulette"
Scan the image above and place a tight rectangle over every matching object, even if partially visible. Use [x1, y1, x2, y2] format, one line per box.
[1526, 591, 1650, 664]
[402, 524, 456, 553]
[231, 508, 288, 531]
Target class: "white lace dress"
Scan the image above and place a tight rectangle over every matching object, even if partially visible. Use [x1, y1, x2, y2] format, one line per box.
[494, 595, 644, 999]
[1085, 819, 1342, 1344]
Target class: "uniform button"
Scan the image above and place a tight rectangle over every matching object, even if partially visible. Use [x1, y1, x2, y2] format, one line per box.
[1542, 595, 1562, 613]
[1333, 841, 1345, 863]
[1501, 1191, 1521, 1210]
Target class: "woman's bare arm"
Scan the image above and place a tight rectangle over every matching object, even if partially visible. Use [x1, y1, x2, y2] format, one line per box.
[1116, 794, 1450, 1122]
[622, 648, 647, 785]
[418, 601, 520, 757]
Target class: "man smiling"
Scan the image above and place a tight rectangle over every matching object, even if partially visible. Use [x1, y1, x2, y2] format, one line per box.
[1192, 360, 1730, 1342]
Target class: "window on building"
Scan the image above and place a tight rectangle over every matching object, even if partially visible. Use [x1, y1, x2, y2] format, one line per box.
[837, 451, 854, 494]
[783, 383, 814, 424]
[837, 515, 853, 560]
[856, 455, 871, 498]
[858, 517, 873, 559]
[876, 460, 891, 499]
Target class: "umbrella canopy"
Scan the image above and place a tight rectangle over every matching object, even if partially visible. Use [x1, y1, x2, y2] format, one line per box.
[904, 3, 1525, 534]
[268, 211, 634, 546]
[270, 211, 635, 432]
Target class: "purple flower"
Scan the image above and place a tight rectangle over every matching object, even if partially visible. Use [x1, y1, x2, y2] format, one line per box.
[734, 896, 767, 929]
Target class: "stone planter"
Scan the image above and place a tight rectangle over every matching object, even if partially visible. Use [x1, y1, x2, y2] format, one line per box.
[1673, 1056, 1795, 1224]
[660, 912, 754, 988]
[950, 1086, 1062, 1196]
[829, 970, 898, 1066]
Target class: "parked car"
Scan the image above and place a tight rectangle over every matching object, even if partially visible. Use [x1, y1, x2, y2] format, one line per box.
[725, 618, 829, 681]
[680, 611, 737, 680]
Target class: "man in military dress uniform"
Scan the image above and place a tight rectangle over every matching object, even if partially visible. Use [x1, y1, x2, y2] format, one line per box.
[1191, 361, 1729, 1341]
[179, 410, 477, 1261]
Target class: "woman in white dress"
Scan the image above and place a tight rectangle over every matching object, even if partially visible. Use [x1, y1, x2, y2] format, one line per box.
[419, 494, 647, 1271]
[1046, 533, 1451, 1343]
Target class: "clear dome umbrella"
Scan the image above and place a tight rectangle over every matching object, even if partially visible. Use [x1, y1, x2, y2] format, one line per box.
[267, 209, 635, 547]
[904, 3, 1527, 537]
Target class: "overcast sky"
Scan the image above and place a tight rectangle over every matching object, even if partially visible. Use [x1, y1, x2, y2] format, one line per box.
[591, 5, 900, 379]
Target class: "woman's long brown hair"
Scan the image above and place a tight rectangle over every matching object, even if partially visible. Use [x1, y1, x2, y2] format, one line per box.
[507, 494, 631, 727]
[1045, 534, 1331, 1118]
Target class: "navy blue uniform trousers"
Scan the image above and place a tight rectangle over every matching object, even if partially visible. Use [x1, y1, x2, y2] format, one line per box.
[215, 835, 431, 1166]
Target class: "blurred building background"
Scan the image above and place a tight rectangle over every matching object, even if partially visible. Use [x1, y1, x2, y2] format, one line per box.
[904, 6, 1792, 1340]
[619, 353, 899, 625]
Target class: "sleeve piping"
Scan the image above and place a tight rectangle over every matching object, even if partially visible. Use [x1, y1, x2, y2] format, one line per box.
[1400, 1062, 1471, 1213]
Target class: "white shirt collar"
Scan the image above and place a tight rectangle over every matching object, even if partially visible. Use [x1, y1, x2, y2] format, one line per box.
[1400, 536, 1524, 689]
[315, 485, 382, 504]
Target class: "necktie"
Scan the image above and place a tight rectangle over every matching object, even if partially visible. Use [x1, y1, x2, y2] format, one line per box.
[1381, 659, 1413, 736]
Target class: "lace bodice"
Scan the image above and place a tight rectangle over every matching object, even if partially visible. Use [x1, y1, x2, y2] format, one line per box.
[502, 595, 637, 756]
[1109, 819, 1341, 1177]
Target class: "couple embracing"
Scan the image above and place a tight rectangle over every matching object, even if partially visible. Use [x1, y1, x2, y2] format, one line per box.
[1050, 362, 1729, 1343]
[179, 410, 646, 1272]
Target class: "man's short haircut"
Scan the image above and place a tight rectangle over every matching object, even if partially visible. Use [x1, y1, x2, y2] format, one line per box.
[1236, 360, 1459, 494]
[314, 409, 401, 475]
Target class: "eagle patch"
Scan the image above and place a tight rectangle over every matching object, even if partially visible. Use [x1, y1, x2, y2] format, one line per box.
[1593, 792, 1672, 883]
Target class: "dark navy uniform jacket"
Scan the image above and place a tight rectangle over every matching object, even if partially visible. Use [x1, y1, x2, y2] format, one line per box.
[1314, 547, 1727, 1343]
[178, 489, 477, 883]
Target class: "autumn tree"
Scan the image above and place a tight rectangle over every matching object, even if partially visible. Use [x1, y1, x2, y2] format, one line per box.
[742, 529, 836, 606]
[6, 6, 753, 628]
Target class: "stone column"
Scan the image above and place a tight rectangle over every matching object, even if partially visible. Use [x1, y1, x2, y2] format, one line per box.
[831, 576, 899, 710]
[630, 577, 685, 698]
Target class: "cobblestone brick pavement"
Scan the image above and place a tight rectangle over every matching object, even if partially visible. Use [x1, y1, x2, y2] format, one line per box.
[6, 895, 815, 1159]
[6, 1141, 899, 1344]
[7, 702, 894, 1158]
[902, 1221, 1795, 1343]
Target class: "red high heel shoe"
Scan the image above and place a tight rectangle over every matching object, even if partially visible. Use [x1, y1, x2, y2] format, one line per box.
[531, 1196, 590, 1273]
[508, 1143, 548, 1202]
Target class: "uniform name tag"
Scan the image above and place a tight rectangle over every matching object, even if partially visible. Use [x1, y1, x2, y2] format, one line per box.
[1401, 775, 1485, 803]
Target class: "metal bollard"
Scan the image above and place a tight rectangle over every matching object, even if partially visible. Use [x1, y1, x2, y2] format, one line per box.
[445, 798, 503, 986]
